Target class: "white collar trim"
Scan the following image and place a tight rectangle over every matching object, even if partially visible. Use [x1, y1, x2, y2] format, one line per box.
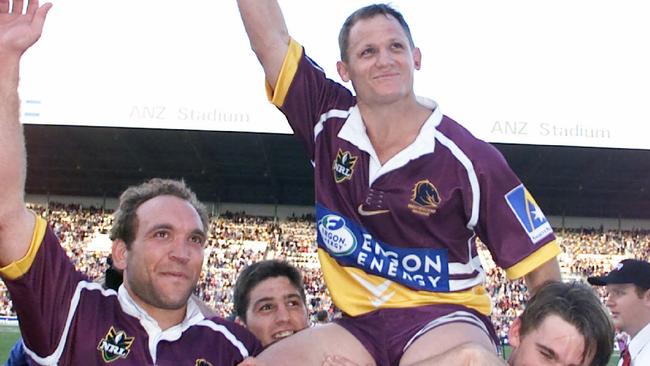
[118, 285, 204, 363]
[337, 97, 442, 185]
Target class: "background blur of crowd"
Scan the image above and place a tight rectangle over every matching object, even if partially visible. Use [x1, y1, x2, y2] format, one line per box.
[2, 203, 649, 344]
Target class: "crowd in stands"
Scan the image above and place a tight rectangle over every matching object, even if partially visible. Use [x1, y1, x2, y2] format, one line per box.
[2, 203, 650, 335]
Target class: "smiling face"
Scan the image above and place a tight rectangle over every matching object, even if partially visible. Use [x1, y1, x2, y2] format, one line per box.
[336, 14, 421, 107]
[508, 315, 593, 366]
[115, 195, 206, 315]
[243, 276, 309, 346]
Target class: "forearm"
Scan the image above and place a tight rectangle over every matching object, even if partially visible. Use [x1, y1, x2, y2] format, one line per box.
[524, 257, 561, 295]
[0, 57, 27, 207]
[0, 0, 52, 266]
[0, 58, 25, 171]
[0, 56, 33, 267]
[237, 0, 290, 86]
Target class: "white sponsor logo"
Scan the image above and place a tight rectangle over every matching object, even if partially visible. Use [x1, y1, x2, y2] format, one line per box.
[318, 214, 357, 256]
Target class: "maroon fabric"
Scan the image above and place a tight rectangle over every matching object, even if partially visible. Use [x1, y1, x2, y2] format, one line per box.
[334, 303, 497, 365]
[4, 225, 262, 365]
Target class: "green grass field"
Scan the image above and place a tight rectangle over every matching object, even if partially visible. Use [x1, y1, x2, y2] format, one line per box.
[0, 324, 621, 365]
[0, 324, 21, 363]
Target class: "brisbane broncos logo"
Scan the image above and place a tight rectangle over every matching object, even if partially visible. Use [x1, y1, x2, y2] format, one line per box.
[408, 180, 442, 216]
[332, 149, 358, 183]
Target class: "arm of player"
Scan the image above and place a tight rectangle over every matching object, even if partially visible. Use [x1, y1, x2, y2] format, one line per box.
[523, 257, 561, 295]
[0, 0, 51, 267]
[236, 0, 290, 88]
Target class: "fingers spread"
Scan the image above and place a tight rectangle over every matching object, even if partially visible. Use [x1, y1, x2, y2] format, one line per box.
[11, 0, 24, 14]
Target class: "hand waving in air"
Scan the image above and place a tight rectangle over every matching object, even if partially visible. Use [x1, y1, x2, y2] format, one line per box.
[0, 0, 51, 58]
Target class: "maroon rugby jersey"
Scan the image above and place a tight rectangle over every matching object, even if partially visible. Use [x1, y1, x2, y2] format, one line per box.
[1, 217, 262, 365]
[266, 39, 561, 316]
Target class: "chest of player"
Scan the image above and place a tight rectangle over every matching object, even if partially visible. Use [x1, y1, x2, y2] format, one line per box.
[314, 140, 475, 251]
[59, 299, 244, 365]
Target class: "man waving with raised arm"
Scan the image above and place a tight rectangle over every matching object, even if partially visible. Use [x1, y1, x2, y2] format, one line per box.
[236, 1, 561, 366]
[0, 2, 262, 364]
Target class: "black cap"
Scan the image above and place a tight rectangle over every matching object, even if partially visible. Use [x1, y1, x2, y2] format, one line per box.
[587, 259, 650, 289]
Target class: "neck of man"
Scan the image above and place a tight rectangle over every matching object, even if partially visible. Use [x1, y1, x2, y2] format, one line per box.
[627, 317, 650, 339]
[358, 96, 432, 164]
[124, 284, 188, 331]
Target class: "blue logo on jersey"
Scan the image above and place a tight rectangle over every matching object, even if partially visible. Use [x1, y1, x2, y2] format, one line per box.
[316, 204, 450, 292]
[505, 184, 552, 244]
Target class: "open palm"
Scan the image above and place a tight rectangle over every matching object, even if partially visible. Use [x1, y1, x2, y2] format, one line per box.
[0, 0, 51, 56]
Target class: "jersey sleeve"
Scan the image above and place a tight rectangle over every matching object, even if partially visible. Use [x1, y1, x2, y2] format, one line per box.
[265, 38, 355, 160]
[0, 216, 88, 358]
[472, 144, 560, 280]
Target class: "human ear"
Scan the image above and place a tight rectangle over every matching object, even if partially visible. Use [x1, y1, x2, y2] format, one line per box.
[111, 240, 128, 271]
[413, 47, 422, 70]
[336, 61, 351, 82]
[508, 317, 522, 347]
[234, 316, 247, 327]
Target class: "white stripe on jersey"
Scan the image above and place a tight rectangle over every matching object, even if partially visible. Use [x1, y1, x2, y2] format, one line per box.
[24, 281, 116, 366]
[433, 129, 481, 230]
[196, 319, 251, 359]
[314, 108, 352, 141]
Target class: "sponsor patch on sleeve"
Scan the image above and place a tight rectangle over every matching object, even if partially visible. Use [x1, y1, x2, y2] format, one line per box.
[505, 184, 553, 244]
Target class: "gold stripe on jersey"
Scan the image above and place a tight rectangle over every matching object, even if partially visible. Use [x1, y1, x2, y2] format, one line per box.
[266, 38, 302, 108]
[0, 215, 47, 280]
[504, 240, 561, 280]
[318, 248, 492, 317]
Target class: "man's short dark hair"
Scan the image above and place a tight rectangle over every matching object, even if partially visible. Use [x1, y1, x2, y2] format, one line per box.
[338, 3, 415, 62]
[519, 281, 614, 366]
[109, 178, 209, 248]
[233, 260, 306, 323]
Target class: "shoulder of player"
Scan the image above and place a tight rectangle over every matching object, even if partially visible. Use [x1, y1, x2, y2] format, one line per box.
[435, 115, 504, 164]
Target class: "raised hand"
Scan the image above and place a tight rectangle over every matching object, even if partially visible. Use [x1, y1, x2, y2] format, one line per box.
[0, 0, 51, 58]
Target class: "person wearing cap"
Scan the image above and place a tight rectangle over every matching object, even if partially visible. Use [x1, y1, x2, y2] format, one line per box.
[588, 259, 650, 365]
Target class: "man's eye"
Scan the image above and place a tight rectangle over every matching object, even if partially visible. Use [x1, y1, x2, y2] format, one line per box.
[259, 304, 273, 311]
[154, 231, 170, 239]
[391, 42, 404, 49]
[539, 350, 554, 361]
[361, 48, 375, 57]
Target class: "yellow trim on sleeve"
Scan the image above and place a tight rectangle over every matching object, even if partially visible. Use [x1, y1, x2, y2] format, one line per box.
[265, 38, 303, 107]
[0, 216, 47, 280]
[504, 240, 561, 280]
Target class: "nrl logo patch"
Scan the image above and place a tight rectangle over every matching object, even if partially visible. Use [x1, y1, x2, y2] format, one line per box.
[195, 359, 214, 366]
[97, 326, 135, 363]
[408, 180, 441, 216]
[332, 149, 358, 183]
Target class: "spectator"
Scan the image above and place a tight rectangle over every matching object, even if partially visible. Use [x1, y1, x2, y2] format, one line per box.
[588, 259, 650, 365]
